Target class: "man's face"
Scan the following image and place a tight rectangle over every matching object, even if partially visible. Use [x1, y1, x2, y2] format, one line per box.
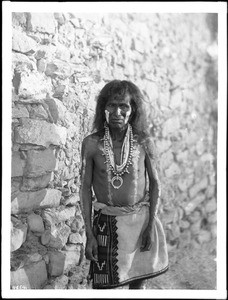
[105, 93, 132, 129]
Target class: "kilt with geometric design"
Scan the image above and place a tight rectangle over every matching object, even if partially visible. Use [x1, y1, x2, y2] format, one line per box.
[88, 204, 169, 289]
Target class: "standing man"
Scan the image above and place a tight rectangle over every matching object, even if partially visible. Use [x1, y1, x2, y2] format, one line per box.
[80, 80, 168, 289]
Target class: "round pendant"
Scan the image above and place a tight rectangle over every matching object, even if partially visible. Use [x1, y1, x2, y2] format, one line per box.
[111, 175, 123, 189]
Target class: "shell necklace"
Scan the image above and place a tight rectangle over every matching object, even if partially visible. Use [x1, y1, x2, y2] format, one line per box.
[103, 122, 133, 189]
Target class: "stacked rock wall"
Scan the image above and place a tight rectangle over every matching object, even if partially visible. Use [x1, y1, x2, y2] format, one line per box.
[11, 12, 217, 289]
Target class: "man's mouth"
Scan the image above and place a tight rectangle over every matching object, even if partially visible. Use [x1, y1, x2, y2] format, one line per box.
[111, 119, 123, 123]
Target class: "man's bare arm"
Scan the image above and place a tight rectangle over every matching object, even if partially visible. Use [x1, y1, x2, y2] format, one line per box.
[141, 150, 161, 252]
[145, 153, 161, 228]
[80, 137, 98, 261]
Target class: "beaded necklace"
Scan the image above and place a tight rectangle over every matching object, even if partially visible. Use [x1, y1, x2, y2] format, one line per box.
[103, 122, 133, 189]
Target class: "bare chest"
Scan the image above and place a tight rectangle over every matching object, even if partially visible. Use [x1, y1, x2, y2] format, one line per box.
[94, 142, 144, 175]
[111, 140, 124, 165]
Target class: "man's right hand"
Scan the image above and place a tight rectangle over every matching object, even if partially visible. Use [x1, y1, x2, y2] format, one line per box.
[85, 234, 98, 262]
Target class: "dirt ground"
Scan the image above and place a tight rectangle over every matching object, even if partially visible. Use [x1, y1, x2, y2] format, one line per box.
[146, 240, 217, 290]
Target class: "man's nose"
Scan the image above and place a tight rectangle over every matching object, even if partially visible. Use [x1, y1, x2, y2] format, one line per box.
[115, 107, 121, 116]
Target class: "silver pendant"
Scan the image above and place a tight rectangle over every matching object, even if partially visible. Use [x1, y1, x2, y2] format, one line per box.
[111, 175, 123, 189]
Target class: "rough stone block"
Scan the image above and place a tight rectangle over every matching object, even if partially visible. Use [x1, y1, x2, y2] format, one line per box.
[156, 139, 171, 154]
[28, 253, 43, 263]
[169, 90, 183, 109]
[56, 207, 76, 223]
[70, 216, 84, 233]
[21, 172, 53, 191]
[184, 193, 205, 215]
[177, 176, 194, 192]
[162, 117, 180, 137]
[11, 218, 27, 252]
[14, 119, 67, 148]
[12, 104, 29, 119]
[11, 179, 21, 200]
[12, 52, 36, 73]
[48, 224, 71, 249]
[200, 153, 214, 163]
[196, 139, 205, 156]
[186, 131, 198, 145]
[11, 260, 47, 289]
[42, 208, 59, 228]
[51, 275, 69, 289]
[25, 148, 57, 177]
[68, 232, 83, 244]
[189, 177, 208, 198]
[208, 212, 217, 224]
[12, 12, 27, 27]
[27, 212, 45, 232]
[178, 230, 191, 248]
[11, 188, 61, 214]
[165, 163, 181, 177]
[190, 220, 201, 235]
[11, 151, 26, 177]
[41, 230, 52, 246]
[65, 193, 80, 206]
[205, 198, 217, 213]
[211, 224, 217, 238]
[62, 244, 81, 272]
[53, 85, 67, 100]
[27, 13, 56, 34]
[29, 104, 49, 120]
[179, 220, 190, 229]
[18, 71, 52, 99]
[12, 29, 37, 53]
[37, 58, 46, 73]
[44, 97, 67, 124]
[45, 60, 74, 79]
[48, 251, 66, 277]
[54, 13, 65, 26]
[134, 39, 146, 54]
[167, 223, 181, 241]
[197, 230, 211, 244]
[176, 150, 188, 162]
[188, 210, 201, 223]
[160, 150, 174, 170]
[35, 49, 47, 60]
[206, 186, 216, 199]
[163, 209, 178, 224]
[45, 62, 58, 78]
[42, 206, 75, 227]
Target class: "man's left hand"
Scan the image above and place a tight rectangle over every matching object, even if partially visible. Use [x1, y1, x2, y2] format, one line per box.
[140, 226, 153, 252]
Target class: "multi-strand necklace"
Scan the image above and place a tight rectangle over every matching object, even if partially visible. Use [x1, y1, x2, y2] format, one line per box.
[103, 122, 134, 189]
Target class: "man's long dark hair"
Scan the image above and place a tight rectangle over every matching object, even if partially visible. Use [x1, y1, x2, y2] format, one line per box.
[92, 80, 157, 159]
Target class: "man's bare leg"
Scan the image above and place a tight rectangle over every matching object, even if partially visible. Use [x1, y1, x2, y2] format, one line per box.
[129, 279, 146, 289]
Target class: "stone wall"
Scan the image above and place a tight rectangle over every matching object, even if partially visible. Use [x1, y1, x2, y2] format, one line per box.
[11, 12, 217, 289]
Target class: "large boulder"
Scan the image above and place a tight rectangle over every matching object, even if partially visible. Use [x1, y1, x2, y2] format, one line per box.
[27, 212, 45, 233]
[12, 29, 37, 53]
[11, 260, 47, 289]
[11, 189, 62, 214]
[27, 13, 56, 34]
[11, 217, 27, 252]
[14, 119, 67, 148]
[24, 148, 57, 177]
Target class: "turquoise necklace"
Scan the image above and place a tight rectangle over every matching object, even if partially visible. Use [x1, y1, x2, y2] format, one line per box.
[103, 123, 134, 189]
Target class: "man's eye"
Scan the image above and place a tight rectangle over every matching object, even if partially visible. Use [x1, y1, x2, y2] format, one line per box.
[119, 105, 129, 110]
